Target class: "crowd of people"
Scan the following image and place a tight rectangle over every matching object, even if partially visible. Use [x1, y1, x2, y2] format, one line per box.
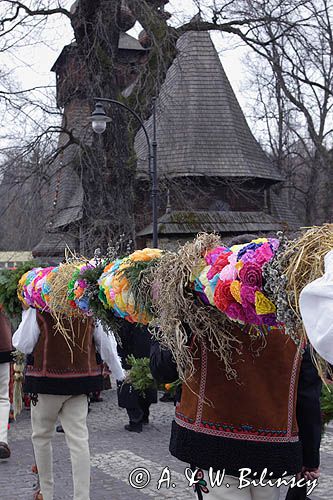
[0, 247, 333, 500]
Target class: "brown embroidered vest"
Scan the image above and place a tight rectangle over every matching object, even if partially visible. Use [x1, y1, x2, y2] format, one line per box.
[24, 311, 103, 395]
[170, 326, 303, 477]
[0, 311, 12, 363]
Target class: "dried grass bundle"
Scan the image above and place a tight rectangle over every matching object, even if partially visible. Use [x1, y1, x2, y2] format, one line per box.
[150, 233, 242, 381]
[282, 224, 333, 319]
[47, 261, 87, 358]
[47, 262, 85, 318]
[279, 224, 333, 379]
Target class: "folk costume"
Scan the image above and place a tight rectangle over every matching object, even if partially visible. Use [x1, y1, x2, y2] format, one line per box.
[13, 307, 124, 500]
[300, 249, 333, 363]
[150, 326, 322, 500]
[117, 322, 157, 433]
[0, 309, 12, 459]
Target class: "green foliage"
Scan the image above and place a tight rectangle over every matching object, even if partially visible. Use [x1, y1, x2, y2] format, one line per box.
[80, 264, 123, 334]
[126, 355, 156, 396]
[0, 262, 36, 317]
[321, 383, 333, 426]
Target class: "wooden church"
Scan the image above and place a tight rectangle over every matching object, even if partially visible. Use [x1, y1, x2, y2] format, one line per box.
[33, 3, 298, 258]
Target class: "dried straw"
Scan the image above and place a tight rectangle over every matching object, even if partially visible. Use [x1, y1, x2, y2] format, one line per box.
[278, 224, 333, 379]
[47, 261, 87, 359]
[150, 233, 242, 381]
[282, 224, 333, 319]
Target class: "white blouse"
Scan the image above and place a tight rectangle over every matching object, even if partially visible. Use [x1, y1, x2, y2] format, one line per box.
[12, 308, 125, 381]
[300, 249, 333, 363]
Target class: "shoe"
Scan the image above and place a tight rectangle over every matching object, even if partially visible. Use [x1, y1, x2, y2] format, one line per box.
[0, 442, 10, 459]
[90, 396, 103, 403]
[33, 491, 43, 500]
[56, 425, 64, 433]
[159, 393, 174, 402]
[124, 423, 142, 433]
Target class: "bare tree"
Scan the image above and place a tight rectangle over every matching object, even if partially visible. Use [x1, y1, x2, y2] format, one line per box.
[0, 0, 332, 253]
[239, 0, 333, 223]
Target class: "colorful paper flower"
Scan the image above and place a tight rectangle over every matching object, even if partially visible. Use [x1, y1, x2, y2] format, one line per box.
[253, 242, 274, 266]
[214, 280, 236, 312]
[98, 249, 162, 325]
[240, 285, 257, 305]
[243, 304, 263, 325]
[204, 247, 227, 266]
[255, 291, 276, 315]
[226, 302, 246, 322]
[239, 262, 263, 288]
[230, 280, 242, 304]
[207, 251, 232, 280]
[17, 267, 55, 312]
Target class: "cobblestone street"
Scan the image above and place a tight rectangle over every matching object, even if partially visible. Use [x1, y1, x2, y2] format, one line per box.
[1, 387, 332, 500]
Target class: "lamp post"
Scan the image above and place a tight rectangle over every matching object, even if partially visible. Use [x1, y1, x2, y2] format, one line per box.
[90, 97, 158, 248]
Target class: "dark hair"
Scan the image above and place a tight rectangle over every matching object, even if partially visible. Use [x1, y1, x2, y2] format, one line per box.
[226, 233, 258, 247]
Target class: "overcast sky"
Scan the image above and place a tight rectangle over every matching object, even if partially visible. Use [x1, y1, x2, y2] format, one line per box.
[0, 0, 255, 152]
[1, 0, 250, 106]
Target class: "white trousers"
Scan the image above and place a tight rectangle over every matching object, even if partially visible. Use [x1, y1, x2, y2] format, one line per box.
[0, 362, 10, 444]
[31, 394, 90, 500]
[202, 475, 280, 500]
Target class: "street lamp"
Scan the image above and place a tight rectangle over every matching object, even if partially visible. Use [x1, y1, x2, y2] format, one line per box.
[90, 97, 158, 248]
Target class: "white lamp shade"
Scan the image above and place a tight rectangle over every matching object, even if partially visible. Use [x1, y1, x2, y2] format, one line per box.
[92, 120, 107, 134]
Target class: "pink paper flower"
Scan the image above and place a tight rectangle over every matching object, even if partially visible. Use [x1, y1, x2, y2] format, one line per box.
[226, 303, 246, 322]
[205, 247, 227, 265]
[219, 263, 237, 281]
[207, 251, 232, 280]
[240, 249, 256, 263]
[239, 262, 262, 288]
[254, 242, 273, 266]
[240, 285, 257, 304]
[228, 253, 237, 265]
[243, 304, 263, 325]
[270, 239, 280, 252]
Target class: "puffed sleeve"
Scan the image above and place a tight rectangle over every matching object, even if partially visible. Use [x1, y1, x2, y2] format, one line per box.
[300, 250, 333, 363]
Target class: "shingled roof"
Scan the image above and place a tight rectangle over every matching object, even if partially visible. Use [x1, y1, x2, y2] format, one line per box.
[137, 210, 285, 237]
[135, 31, 282, 182]
[32, 232, 79, 258]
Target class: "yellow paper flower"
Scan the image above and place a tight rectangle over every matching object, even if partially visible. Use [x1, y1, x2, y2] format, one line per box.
[230, 280, 242, 304]
[198, 266, 210, 288]
[255, 291, 276, 315]
[252, 238, 268, 244]
[130, 248, 162, 262]
[235, 261, 244, 271]
[230, 244, 244, 253]
[17, 271, 29, 305]
[190, 258, 206, 282]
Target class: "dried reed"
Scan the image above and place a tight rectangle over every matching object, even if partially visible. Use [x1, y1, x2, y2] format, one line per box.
[47, 261, 87, 360]
[282, 224, 333, 318]
[150, 233, 242, 381]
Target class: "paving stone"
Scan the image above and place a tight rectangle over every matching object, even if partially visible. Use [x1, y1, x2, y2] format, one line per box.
[0, 388, 331, 499]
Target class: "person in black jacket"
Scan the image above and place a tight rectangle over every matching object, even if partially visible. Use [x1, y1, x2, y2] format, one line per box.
[150, 341, 322, 499]
[117, 322, 157, 433]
